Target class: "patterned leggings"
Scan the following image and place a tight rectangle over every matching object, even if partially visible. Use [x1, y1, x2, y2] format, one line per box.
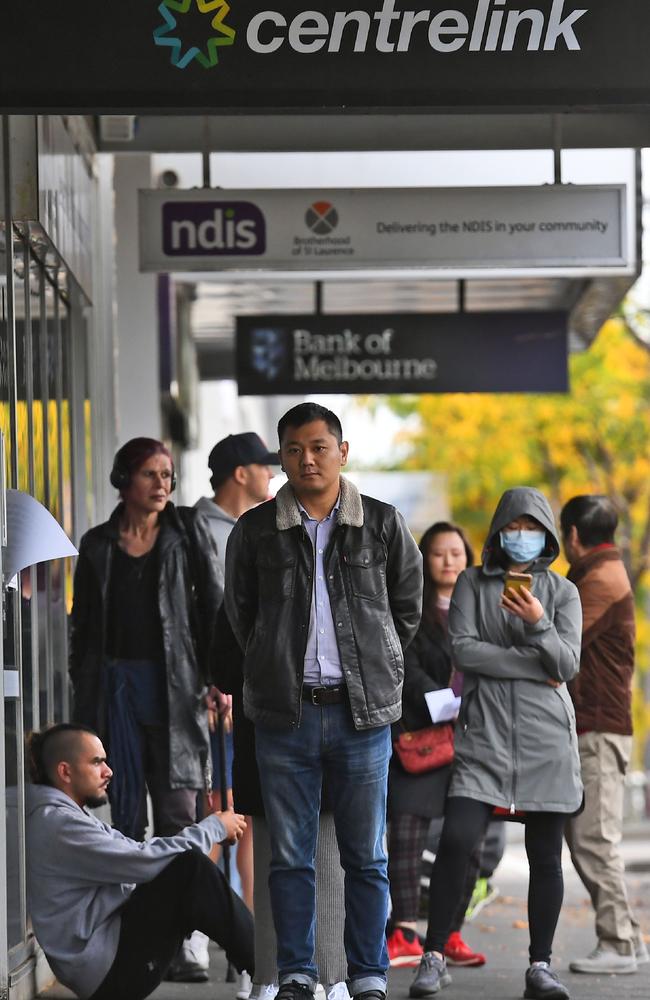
[388, 812, 482, 928]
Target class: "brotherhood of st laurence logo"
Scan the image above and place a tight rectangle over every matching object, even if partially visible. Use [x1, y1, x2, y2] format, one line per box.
[153, 0, 235, 69]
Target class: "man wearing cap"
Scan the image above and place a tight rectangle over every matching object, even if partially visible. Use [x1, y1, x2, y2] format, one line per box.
[196, 432, 280, 574]
[194, 431, 280, 993]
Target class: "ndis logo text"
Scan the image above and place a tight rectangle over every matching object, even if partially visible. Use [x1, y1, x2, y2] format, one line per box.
[162, 201, 266, 256]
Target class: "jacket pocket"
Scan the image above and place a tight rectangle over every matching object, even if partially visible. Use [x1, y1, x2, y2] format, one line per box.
[257, 556, 297, 601]
[345, 545, 387, 600]
[553, 687, 576, 742]
[382, 621, 404, 680]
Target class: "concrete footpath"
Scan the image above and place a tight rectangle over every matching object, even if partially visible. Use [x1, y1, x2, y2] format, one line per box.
[43, 825, 649, 1000]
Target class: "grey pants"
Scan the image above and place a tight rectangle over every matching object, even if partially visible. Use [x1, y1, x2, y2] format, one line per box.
[253, 814, 346, 986]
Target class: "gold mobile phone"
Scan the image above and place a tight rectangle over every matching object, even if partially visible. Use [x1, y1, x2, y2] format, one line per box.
[503, 571, 533, 596]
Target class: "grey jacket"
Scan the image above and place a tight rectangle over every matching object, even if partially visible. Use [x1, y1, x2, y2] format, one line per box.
[449, 487, 583, 813]
[225, 476, 422, 730]
[25, 784, 226, 998]
[194, 496, 236, 577]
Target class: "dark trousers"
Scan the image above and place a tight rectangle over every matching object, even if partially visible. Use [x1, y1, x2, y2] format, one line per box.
[89, 849, 254, 1000]
[111, 724, 198, 841]
[425, 798, 565, 964]
[388, 813, 481, 928]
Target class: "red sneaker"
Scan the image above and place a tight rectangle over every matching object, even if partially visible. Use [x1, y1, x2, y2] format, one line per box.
[387, 926, 424, 967]
[443, 931, 486, 967]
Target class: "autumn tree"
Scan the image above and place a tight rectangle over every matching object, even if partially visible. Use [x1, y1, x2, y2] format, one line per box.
[386, 317, 650, 587]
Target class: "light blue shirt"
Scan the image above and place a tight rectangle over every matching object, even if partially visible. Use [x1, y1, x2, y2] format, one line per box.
[299, 497, 343, 686]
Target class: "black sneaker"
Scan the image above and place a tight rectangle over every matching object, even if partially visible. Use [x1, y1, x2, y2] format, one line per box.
[409, 953, 452, 997]
[276, 983, 315, 1000]
[524, 963, 570, 1000]
[354, 991, 386, 1000]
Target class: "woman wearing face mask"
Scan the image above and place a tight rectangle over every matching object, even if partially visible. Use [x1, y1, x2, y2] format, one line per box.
[410, 488, 583, 1000]
[387, 523, 487, 970]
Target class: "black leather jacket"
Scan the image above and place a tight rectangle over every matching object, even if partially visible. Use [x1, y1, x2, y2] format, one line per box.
[224, 477, 422, 731]
[69, 503, 224, 789]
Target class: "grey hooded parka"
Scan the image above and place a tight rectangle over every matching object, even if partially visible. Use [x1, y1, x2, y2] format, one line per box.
[448, 487, 583, 814]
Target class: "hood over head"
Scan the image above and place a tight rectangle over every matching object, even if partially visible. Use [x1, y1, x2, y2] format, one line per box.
[482, 486, 560, 573]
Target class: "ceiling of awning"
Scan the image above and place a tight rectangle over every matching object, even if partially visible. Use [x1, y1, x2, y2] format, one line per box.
[190, 273, 634, 380]
[106, 113, 640, 381]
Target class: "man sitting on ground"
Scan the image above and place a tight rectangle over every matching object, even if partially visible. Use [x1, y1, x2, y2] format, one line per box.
[25, 723, 254, 1000]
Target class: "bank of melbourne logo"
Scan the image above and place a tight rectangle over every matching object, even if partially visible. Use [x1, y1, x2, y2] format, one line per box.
[305, 202, 339, 235]
[250, 328, 287, 381]
[162, 201, 266, 256]
[153, 0, 235, 69]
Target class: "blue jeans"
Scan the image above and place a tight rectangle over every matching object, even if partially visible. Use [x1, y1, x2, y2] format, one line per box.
[255, 701, 391, 994]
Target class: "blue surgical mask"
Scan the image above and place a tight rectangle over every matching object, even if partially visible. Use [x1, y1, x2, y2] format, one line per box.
[499, 530, 546, 564]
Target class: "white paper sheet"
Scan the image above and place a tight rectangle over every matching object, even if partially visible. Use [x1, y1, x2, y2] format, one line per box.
[425, 687, 461, 724]
[2, 489, 77, 580]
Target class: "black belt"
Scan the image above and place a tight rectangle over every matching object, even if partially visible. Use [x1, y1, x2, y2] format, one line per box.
[302, 684, 348, 706]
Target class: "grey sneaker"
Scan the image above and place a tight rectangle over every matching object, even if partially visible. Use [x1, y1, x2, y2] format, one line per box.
[524, 963, 569, 1000]
[569, 946, 637, 975]
[409, 953, 452, 997]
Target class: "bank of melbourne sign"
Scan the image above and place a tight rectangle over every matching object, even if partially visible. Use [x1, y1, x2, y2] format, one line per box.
[139, 185, 628, 276]
[236, 312, 568, 395]
[3, 2, 650, 112]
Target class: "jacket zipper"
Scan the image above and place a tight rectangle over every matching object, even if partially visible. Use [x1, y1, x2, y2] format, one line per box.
[296, 526, 315, 726]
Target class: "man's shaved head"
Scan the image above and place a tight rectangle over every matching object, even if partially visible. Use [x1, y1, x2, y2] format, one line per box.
[28, 724, 98, 786]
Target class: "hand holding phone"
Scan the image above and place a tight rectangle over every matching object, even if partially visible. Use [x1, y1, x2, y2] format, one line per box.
[503, 571, 533, 596]
[501, 573, 544, 625]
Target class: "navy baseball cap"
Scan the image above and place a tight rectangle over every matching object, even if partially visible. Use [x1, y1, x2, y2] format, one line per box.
[208, 432, 279, 480]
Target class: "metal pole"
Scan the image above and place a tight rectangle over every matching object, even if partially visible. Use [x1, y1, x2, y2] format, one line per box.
[553, 115, 563, 185]
[217, 711, 237, 982]
[202, 116, 211, 189]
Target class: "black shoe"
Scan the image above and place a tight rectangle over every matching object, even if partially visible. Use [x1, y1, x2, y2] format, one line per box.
[276, 983, 315, 1000]
[524, 963, 570, 1000]
[354, 992, 386, 1000]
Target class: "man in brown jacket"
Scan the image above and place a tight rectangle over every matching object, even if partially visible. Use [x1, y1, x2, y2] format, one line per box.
[560, 495, 648, 974]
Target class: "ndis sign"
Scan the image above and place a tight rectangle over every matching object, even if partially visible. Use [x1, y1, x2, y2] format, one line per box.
[162, 201, 266, 256]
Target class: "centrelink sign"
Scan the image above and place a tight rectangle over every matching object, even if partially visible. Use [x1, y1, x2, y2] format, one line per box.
[243, 1, 586, 55]
[3, 1, 650, 112]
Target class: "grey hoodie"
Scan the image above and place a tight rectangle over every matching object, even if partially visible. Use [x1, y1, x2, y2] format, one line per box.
[25, 784, 226, 998]
[194, 496, 236, 576]
[448, 487, 583, 813]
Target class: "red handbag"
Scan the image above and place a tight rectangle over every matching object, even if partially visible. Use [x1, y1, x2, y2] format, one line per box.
[393, 723, 455, 774]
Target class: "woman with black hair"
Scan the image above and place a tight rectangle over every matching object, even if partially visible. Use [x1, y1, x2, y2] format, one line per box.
[410, 488, 583, 1000]
[387, 522, 486, 970]
[69, 438, 224, 981]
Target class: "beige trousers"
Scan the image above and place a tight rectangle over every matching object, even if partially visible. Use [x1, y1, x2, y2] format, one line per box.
[565, 731, 640, 956]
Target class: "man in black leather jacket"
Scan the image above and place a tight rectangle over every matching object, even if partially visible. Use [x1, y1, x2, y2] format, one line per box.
[225, 402, 422, 1000]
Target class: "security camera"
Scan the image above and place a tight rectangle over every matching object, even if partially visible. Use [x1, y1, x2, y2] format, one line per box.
[159, 169, 180, 189]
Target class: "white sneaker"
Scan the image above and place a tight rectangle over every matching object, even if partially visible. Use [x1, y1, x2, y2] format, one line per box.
[249, 985, 279, 1000]
[636, 939, 649, 965]
[314, 985, 326, 1000]
[569, 946, 637, 974]
[327, 983, 351, 1000]
[237, 970, 253, 999]
[189, 930, 210, 970]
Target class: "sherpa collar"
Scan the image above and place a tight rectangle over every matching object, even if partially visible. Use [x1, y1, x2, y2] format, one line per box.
[275, 475, 364, 531]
